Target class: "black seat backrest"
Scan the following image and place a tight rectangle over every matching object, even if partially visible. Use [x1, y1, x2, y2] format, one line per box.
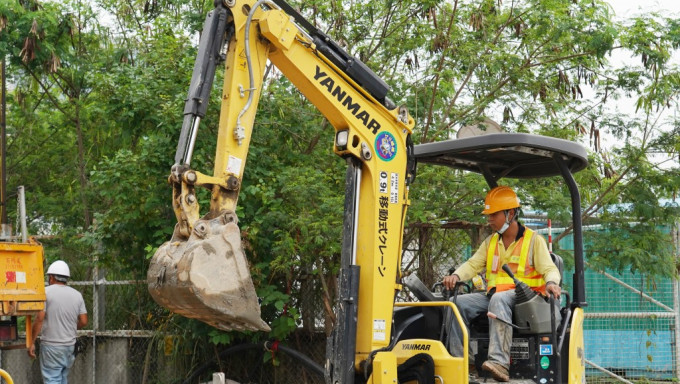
[402, 273, 438, 301]
[550, 252, 564, 287]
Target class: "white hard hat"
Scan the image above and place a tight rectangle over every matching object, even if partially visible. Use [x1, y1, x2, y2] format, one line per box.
[46, 260, 70, 277]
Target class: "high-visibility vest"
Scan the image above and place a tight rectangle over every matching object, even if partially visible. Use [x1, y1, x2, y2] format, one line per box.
[485, 228, 547, 296]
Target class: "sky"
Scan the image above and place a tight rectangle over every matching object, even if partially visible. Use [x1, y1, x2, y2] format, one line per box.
[602, 0, 679, 168]
[582, 1, 679, 96]
[602, 0, 680, 68]
[608, 0, 680, 18]
[604, 0, 680, 66]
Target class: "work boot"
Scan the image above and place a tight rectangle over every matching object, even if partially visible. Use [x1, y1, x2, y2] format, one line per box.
[468, 364, 482, 384]
[482, 360, 509, 382]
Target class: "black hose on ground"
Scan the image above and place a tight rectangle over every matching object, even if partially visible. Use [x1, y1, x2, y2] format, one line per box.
[267, 341, 325, 378]
[180, 341, 324, 384]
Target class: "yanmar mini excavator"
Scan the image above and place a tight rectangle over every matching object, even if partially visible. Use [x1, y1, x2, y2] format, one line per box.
[147, 0, 589, 382]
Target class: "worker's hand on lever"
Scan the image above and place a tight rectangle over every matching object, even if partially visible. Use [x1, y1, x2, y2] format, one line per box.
[546, 281, 561, 299]
[442, 274, 460, 291]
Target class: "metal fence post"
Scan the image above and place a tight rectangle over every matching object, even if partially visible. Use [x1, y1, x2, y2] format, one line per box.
[17, 186, 26, 243]
[674, 221, 680, 379]
[674, 277, 679, 379]
[92, 258, 98, 384]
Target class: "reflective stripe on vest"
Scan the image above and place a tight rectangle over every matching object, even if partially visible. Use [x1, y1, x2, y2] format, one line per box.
[485, 228, 547, 295]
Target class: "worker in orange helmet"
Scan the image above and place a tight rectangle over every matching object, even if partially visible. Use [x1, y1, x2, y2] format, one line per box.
[442, 186, 561, 381]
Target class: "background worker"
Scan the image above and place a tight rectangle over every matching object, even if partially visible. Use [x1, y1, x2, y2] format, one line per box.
[443, 186, 561, 382]
[28, 260, 88, 384]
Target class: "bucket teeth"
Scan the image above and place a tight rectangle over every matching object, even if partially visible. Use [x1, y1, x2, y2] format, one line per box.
[148, 211, 270, 332]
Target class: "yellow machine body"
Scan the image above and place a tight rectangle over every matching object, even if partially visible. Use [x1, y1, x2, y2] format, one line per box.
[568, 307, 586, 382]
[0, 238, 45, 348]
[389, 302, 469, 383]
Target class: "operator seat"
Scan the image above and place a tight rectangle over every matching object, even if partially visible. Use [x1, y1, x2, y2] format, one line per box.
[550, 252, 564, 287]
[394, 274, 446, 341]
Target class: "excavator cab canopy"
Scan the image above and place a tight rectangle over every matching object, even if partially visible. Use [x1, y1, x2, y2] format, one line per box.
[414, 133, 588, 183]
[413, 132, 589, 307]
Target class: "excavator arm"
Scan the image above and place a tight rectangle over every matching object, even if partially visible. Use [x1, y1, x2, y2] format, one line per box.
[147, 0, 415, 381]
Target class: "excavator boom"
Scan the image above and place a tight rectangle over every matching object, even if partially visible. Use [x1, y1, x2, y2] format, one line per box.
[147, 3, 270, 332]
[147, 0, 415, 377]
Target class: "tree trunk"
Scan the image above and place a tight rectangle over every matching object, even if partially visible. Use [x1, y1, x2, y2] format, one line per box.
[74, 101, 92, 231]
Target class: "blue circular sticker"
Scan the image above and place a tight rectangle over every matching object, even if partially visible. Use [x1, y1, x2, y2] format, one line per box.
[375, 132, 397, 162]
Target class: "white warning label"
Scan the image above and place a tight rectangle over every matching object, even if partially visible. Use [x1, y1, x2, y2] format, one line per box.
[373, 319, 386, 341]
[390, 173, 399, 204]
[226, 155, 243, 177]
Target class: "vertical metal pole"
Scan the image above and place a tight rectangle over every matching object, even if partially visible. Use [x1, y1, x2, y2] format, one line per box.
[92, 258, 98, 384]
[554, 155, 587, 307]
[1, 60, 5, 371]
[351, 166, 361, 265]
[674, 221, 680, 379]
[1, 59, 6, 226]
[674, 278, 679, 379]
[17, 186, 27, 243]
[548, 218, 553, 252]
[327, 158, 361, 384]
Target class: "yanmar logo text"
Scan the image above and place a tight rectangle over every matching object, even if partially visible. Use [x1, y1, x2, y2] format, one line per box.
[401, 343, 431, 351]
[314, 66, 382, 135]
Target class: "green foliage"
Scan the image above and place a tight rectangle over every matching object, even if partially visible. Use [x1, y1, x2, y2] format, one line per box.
[408, 166, 489, 224]
[587, 222, 676, 277]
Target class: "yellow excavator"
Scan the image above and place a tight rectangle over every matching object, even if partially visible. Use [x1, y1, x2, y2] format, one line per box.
[147, 1, 588, 382]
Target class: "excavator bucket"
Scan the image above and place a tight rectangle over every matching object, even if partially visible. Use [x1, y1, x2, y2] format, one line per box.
[147, 211, 270, 332]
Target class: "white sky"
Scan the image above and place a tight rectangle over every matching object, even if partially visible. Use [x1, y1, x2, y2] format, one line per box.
[587, 2, 679, 91]
[600, 0, 680, 69]
[608, 0, 680, 18]
[600, 0, 679, 168]
[603, 0, 680, 67]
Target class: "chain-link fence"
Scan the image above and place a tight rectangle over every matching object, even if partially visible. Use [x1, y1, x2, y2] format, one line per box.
[549, 226, 680, 382]
[581, 270, 679, 382]
[62, 279, 328, 384]
[69, 279, 159, 384]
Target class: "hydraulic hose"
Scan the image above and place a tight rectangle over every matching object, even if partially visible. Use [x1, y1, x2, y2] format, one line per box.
[180, 341, 323, 384]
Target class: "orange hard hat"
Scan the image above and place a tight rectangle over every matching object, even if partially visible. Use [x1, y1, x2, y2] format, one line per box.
[482, 186, 520, 215]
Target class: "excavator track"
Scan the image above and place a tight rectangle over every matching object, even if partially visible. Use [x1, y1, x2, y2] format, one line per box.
[147, 211, 270, 332]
